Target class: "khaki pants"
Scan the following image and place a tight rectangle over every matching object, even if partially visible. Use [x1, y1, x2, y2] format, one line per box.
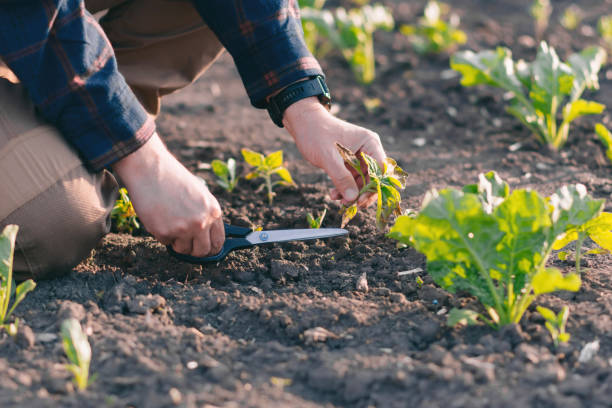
[0, 0, 224, 280]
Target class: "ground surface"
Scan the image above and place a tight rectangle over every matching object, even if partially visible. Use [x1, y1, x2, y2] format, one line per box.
[1, 0, 612, 407]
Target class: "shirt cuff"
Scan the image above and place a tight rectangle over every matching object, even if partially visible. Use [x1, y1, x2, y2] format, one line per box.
[232, 28, 325, 109]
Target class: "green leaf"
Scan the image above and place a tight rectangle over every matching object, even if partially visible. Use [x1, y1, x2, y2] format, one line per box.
[557, 251, 569, 261]
[536, 305, 557, 322]
[590, 231, 612, 252]
[595, 123, 612, 162]
[341, 205, 358, 228]
[274, 168, 295, 186]
[529, 42, 574, 115]
[61, 318, 91, 367]
[549, 184, 605, 237]
[241, 148, 265, 168]
[447, 308, 480, 327]
[477, 171, 510, 212]
[451, 47, 524, 96]
[211, 160, 229, 179]
[563, 99, 605, 124]
[265, 151, 284, 169]
[567, 46, 607, 100]
[0, 225, 18, 283]
[558, 332, 570, 343]
[532, 268, 580, 295]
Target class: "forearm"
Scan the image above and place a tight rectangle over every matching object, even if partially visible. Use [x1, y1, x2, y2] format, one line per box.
[191, 0, 323, 108]
[0, 0, 154, 171]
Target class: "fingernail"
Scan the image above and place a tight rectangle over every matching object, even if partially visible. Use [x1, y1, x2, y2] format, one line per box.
[345, 188, 358, 202]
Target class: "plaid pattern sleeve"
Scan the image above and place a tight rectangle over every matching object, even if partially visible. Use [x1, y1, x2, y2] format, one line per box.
[192, 0, 324, 108]
[0, 0, 155, 171]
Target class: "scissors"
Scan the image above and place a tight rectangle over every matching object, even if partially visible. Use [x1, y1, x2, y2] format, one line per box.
[167, 223, 348, 264]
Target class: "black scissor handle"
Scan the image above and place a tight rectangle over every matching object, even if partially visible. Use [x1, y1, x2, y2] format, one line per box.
[166, 223, 253, 264]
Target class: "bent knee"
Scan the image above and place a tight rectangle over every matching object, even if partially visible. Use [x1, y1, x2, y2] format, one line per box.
[4, 168, 118, 281]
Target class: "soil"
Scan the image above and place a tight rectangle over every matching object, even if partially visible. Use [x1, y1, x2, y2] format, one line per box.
[1, 0, 612, 407]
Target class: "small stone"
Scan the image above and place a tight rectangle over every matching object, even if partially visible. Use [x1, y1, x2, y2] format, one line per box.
[516, 343, 540, 364]
[461, 356, 495, 383]
[15, 324, 35, 349]
[186, 361, 198, 370]
[36, 333, 58, 343]
[356, 272, 368, 293]
[169, 387, 182, 405]
[390, 293, 407, 304]
[270, 260, 307, 281]
[412, 137, 426, 147]
[302, 327, 339, 345]
[373, 287, 391, 297]
[578, 340, 599, 363]
[126, 294, 166, 314]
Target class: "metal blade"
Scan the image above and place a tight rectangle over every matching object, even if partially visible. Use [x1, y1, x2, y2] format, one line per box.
[246, 228, 348, 245]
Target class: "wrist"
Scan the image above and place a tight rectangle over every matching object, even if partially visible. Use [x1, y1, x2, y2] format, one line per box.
[112, 132, 166, 184]
[283, 96, 330, 132]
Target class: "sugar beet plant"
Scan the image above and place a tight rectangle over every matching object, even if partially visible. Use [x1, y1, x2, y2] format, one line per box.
[336, 143, 407, 230]
[0, 225, 36, 336]
[537, 305, 570, 347]
[451, 42, 607, 151]
[388, 172, 606, 329]
[299, 0, 394, 84]
[400, 1, 467, 55]
[242, 149, 296, 205]
[61, 318, 95, 391]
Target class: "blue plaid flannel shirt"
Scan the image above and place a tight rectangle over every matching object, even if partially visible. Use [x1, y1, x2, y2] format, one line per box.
[0, 0, 323, 171]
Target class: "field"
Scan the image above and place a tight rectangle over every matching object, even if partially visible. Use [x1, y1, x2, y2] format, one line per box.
[1, 0, 612, 407]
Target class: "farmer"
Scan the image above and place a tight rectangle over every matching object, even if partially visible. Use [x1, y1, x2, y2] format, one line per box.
[0, 0, 386, 281]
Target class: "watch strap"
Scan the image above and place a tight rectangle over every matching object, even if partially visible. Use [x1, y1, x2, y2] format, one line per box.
[267, 76, 331, 128]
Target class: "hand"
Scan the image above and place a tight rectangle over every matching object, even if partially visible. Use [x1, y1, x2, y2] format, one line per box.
[283, 97, 387, 207]
[112, 133, 225, 257]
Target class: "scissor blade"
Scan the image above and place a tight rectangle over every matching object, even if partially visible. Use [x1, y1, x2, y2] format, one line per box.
[246, 228, 348, 245]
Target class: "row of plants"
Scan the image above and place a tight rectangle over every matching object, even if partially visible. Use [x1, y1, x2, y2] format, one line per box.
[0, 226, 93, 391]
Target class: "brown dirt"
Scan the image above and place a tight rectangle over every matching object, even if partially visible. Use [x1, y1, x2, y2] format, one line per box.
[1, 0, 612, 407]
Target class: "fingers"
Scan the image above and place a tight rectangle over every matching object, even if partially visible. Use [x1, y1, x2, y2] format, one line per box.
[326, 152, 360, 205]
[209, 218, 225, 254]
[172, 236, 193, 255]
[360, 132, 386, 168]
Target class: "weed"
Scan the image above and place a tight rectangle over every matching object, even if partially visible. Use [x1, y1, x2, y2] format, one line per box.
[211, 158, 239, 192]
[306, 209, 327, 228]
[111, 188, 139, 233]
[537, 305, 570, 347]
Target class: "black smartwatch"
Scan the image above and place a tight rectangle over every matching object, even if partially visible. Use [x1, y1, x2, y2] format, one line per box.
[267, 75, 331, 128]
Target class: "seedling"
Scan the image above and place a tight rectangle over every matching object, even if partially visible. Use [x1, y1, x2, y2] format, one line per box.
[300, 2, 394, 83]
[537, 305, 570, 347]
[0, 225, 36, 335]
[61, 318, 95, 391]
[452, 42, 607, 150]
[306, 209, 327, 229]
[599, 15, 612, 53]
[552, 209, 612, 274]
[595, 123, 612, 164]
[111, 188, 139, 233]
[211, 158, 239, 192]
[560, 5, 582, 31]
[336, 143, 407, 230]
[389, 172, 604, 329]
[400, 1, 467, 55]
[241, 149, 296, 205]
[530, 0, 551, 42]
[416, 276, 424, 289]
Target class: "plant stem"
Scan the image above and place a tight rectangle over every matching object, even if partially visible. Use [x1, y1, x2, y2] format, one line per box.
[266, 174, 274, 205]
[575, 232, 586, 275]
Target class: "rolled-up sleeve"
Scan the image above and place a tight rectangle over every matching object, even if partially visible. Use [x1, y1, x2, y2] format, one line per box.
[0, 0, 155, 171]
[192, 0, 325, 108]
